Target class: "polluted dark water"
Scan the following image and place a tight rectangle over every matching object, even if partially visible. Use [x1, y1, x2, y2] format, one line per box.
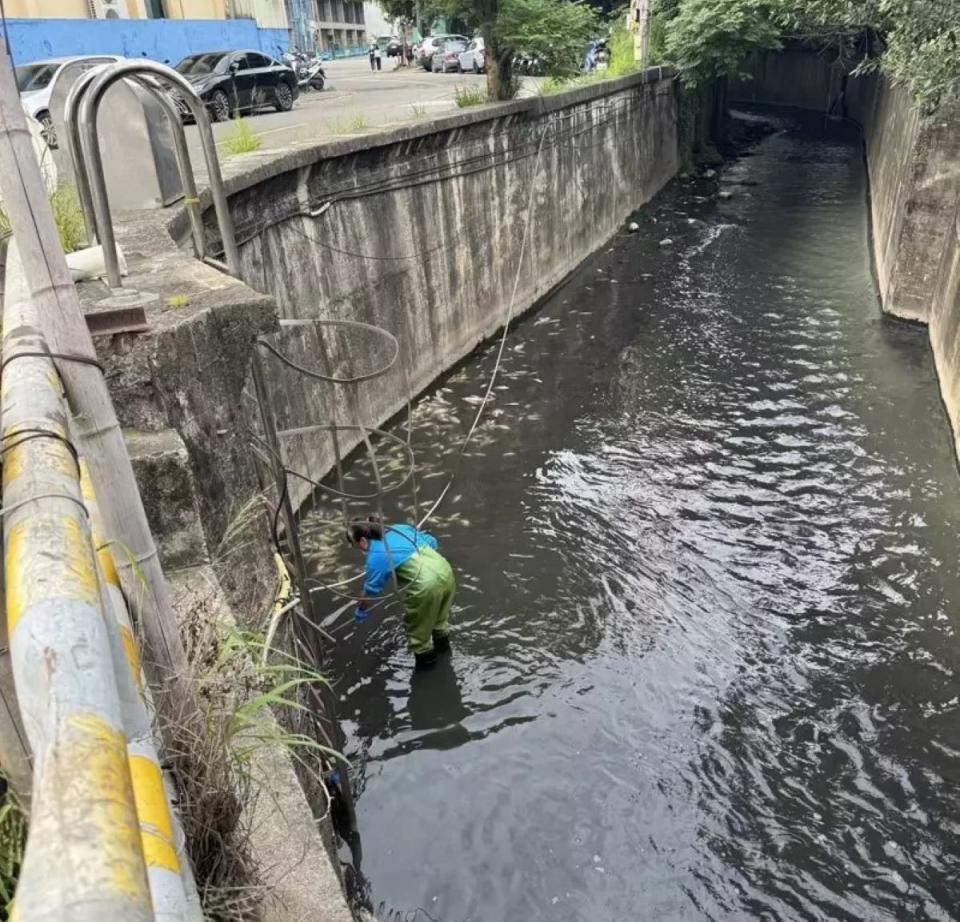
[303, 110, 960, 921]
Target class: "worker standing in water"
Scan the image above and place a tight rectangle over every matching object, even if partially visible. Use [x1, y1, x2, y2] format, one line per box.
[349, 517, 456, 670]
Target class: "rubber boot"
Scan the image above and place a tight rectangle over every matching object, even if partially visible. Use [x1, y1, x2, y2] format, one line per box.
[414, 648, 438, 671]
[432, 632, 451, 655]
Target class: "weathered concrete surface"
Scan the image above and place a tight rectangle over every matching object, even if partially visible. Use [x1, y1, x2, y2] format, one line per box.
[731, 49, 846, 112]
[124, 428, 209, 572]
[731, 53, 960, 459]
[197, 68, 679, 497]
[167, 566, 354, 922]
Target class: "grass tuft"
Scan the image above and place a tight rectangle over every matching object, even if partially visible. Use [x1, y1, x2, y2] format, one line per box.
[454, 85, 490, 108]
[0, 183, 86, 253]
[166, 294, 192, 311]
[220, 119, 263, 157]
[607, 25, 640, 77]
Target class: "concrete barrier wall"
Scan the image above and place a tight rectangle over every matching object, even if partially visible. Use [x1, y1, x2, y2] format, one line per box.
[731, 52, 960, 458]
[206, 69, 679, 493]
[8, 17, 289, 66]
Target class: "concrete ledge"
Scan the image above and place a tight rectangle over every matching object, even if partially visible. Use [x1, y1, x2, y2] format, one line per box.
[166, 67, 676, 245]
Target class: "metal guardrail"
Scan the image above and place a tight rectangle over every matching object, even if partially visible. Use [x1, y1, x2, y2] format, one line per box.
[1, 320, 201, 920]
[63, 60, 240, 289]
[1, 322, 152, 920]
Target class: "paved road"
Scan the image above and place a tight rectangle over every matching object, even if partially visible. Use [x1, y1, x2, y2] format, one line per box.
[198, 56, 505, 155]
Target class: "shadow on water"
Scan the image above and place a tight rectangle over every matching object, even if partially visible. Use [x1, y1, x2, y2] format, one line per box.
[306, 107, 960, 921]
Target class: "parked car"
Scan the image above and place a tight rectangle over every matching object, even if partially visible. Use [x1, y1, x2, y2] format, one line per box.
[431, 38, 468, 73]
[377, 34, 403, 57]
[15, 55, 123, 147]
[174, 50, 298, 122]
[417, 34, 467, 70]
[458, 37, 485, 74]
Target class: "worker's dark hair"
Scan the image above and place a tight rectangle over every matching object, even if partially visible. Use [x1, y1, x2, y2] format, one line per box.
[346, 515, 384, 546]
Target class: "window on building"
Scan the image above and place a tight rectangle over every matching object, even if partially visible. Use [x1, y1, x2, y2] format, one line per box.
[145, 0, 166, 17]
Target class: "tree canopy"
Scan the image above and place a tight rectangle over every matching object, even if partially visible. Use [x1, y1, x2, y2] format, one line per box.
[652, 0, 960, 110]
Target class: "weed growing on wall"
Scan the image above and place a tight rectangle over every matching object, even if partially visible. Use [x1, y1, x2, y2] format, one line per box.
[220, 119, 264, 157]
[607, 24, 640, 76]
[0, 184, 85, 253]
[455, 85, 490, 107]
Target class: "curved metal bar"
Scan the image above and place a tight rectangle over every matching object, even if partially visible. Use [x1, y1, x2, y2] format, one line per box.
[257, 320, 401, 384]
[78, 59, 239, 288]
[67, 66, 208, 262]
[133, 75, 206, 262]
[64, 65, 107, 245]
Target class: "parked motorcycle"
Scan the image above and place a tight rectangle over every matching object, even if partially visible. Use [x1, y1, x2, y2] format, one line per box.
[280, 49, 326, 91]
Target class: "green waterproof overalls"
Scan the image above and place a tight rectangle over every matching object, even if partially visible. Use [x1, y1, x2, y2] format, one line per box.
[395, 545, 457, 654]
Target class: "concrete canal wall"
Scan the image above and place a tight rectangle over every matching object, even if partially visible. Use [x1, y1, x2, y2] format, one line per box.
[731, 53, 960, 459]
[181, 67, 680, 500]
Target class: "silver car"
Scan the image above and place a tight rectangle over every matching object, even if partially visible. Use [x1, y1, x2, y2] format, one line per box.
[16, 55, 123, 147]
[431, 38, 469, 74]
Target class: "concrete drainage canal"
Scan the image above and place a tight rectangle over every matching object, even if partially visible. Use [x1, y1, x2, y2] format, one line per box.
[231, 105, 960, 919]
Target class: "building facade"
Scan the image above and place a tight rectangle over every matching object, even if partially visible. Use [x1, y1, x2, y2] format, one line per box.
[5, 0, 231, 17]
[311, 0, 367, 55]
[5, 0, 291, 65]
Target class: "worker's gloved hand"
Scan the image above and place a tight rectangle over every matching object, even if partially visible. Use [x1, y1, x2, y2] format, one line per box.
[354, 606, 369, 623]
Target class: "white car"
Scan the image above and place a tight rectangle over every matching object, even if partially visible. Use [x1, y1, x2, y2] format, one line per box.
[417, 34, 467, 70]
[458, 37, 485, 74]
[16, 55, 123, 147]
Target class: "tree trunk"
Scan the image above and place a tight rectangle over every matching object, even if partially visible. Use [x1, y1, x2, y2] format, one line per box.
[486, 39, 516, 100]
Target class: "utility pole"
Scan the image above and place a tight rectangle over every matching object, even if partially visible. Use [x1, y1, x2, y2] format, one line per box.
[630, 0, 650, 66]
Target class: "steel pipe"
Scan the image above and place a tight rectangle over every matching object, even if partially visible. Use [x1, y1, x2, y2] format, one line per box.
[64, 65, 106, 245]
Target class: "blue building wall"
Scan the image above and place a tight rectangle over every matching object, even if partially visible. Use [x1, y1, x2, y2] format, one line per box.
[7, 18, 290, 67]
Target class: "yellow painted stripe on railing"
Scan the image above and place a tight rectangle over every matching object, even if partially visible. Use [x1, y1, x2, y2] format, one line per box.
[2, 425, 75, 484]
[99, 544, 121, 587]
[5, 516, 100, 636]
[129, 755, 180, 873]
[119, 623, 144, 693]
[66, 713, 150, 900]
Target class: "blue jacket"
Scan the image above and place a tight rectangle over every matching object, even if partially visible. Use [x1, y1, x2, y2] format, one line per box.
[364, 524, 437, 597]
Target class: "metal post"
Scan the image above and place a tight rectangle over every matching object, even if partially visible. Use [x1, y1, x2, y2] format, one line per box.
[63, 65, 104, 245]
[251, 349, 320, 650]
[135, 77, 206, 262]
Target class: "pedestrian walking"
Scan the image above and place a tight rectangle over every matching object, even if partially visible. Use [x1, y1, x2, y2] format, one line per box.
[374, 45, 383, 71]
[368, 42, 377, 71]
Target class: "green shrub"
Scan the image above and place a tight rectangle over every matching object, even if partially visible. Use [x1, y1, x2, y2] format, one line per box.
[608, 24, 639, 76]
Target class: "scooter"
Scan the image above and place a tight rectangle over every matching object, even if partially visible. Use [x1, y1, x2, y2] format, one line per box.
[301, 58, 326, 91]
[280, 49, 326, 91]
